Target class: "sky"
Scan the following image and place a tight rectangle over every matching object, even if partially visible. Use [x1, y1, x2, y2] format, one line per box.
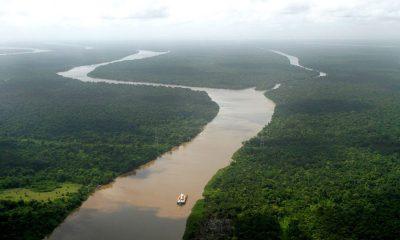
[1, 0, 400, 42]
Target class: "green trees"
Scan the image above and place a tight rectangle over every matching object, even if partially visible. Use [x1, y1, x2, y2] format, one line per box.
[235, 210, 281, 240]
[2, 42, 400, 239]
[90, 46, 311, 90]
[92, 44, 400, 239]
[0, 56, 218, 239]
[159, 44, 400, 239]
[0, 191, 87, 240]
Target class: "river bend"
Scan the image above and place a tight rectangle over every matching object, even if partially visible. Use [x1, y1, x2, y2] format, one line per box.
[49, 50, 276, 240]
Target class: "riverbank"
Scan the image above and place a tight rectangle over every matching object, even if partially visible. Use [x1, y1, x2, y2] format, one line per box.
[0, 49, 219, 240]
[183, 45, 400, 239]
[270, 50, 327, 77]
[49, 50, 276, 239]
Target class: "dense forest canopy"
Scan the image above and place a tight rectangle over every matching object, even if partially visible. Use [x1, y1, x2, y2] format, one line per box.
[90, 46, 314, 90]
[92, 42, 400, 239]
[1, 41, 400, 240]
[184, 44, 400, 240]
[0, 45, 218, 240]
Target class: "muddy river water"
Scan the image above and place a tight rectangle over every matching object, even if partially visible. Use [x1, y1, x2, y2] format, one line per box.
[49, 50, 276, 240]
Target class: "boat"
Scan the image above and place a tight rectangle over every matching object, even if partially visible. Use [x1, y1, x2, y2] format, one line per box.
[177, 193, 188, 205]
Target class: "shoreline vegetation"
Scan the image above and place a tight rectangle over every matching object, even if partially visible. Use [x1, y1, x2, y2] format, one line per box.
[182, 46, 400, 239]
[91, 45, 400, 239]
[0, 48, 219, 240]
[1, 43, 400, 239]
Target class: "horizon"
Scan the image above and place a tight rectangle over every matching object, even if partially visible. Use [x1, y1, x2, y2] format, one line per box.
[1, 0, 400, 42]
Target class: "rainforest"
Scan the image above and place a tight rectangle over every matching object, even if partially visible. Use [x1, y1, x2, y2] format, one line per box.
[0, 40, 399, 240]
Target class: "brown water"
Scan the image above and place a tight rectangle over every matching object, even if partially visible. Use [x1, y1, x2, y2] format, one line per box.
[49, 50, 276, 240]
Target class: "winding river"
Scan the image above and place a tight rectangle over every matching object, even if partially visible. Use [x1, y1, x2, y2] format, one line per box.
[48, 50, 276, 240]
[270, 50, 327, 77]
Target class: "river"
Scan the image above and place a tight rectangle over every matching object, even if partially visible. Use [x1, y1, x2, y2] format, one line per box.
[270, 50, 327, 77]
[48, 50, 276, 240]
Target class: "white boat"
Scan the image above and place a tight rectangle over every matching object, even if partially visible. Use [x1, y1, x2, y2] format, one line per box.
[177, 193, 188, 205]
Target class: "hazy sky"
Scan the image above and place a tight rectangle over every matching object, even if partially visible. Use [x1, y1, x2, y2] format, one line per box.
[1, 0, 400, 42]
